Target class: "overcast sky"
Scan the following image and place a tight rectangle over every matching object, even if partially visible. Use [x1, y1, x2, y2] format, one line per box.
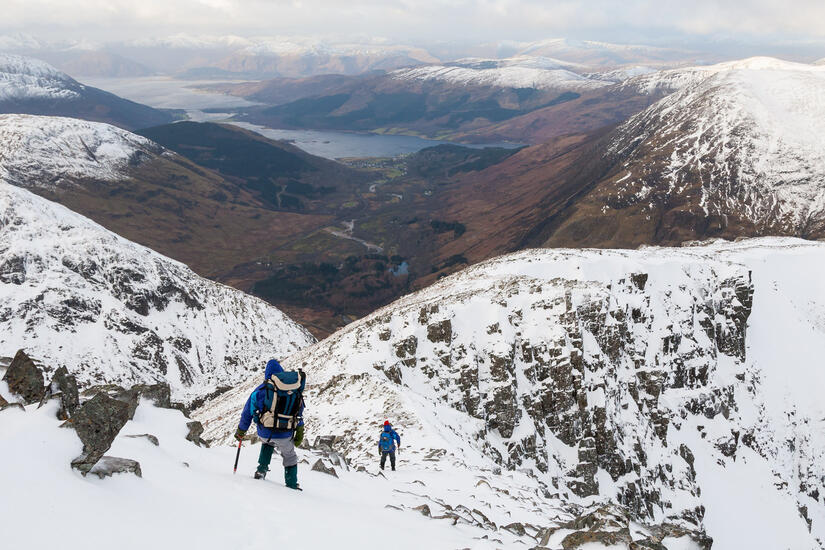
[3, 0, 825, 55]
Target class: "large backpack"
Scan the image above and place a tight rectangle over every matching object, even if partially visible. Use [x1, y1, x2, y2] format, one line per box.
[379, 431, 394, 452]
[253, 370, 306, 431]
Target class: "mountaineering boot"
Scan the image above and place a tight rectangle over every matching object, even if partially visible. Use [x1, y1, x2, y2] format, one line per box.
[257, 443, 274, 479]
[285, 465, 302, 491]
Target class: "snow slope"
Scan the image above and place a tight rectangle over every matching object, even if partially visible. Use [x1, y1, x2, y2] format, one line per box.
[622, 56, 825, 95]
[0, 398, 534, 550]
[392, 56, 612, 91]
[0, 181, 314, 403]
[589, 65, 659, 83]
[0, 53, 81, 101]
[0, 114, 162, 186]
[200, 237, 825, 548]
[607, 57, 825, 236]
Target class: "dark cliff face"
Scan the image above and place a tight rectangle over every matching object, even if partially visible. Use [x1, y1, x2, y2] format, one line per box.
[253, 248, 757, 531]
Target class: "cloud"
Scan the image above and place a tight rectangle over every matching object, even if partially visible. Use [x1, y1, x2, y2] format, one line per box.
[1, 0, 824, 46]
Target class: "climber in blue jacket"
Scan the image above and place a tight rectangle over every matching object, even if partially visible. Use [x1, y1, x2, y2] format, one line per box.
[378, 420, 401, 471]
[235, 359, 306, 489]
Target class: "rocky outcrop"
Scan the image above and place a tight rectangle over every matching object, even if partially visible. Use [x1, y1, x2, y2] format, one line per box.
[80, 382, 175, 420]
[125, 433, 159, 446]
[311, 459, 339, 478]
[537, 505, 712, 550]
[67, 392, 131, 474]
[3, 350, 45, 404]
[185, 421, 208, 447]
[41, 366, 80, 420]
[332, 264, 753, 529]
[87, 457, 143, 479]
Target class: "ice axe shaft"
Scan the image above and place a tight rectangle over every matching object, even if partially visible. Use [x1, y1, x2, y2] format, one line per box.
[233, 440, 242, 474]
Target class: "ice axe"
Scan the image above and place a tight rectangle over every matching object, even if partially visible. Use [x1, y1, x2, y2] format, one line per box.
[233, 439, 242, 474]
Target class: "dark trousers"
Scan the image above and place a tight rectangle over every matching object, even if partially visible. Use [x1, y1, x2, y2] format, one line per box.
[380, 451, 396, 471]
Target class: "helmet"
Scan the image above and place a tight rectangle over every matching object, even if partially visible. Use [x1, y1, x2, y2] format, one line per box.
[384, 420, 390, 426]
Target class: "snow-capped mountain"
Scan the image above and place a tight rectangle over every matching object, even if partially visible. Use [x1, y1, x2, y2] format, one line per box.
[391, 56, 612, 91]
[0, 180, 315, 403]
[0, 114, 163, 186]
[513, 38, 702, 67]
[0, 54, 81, 101]
[0, 54, 172, 129]
[199, 238, 825, 548]
[621, 56, 822, 95]
[588, 65, 659, 83]
[118, 34, 439, 78]
[606, 57, 825, 238]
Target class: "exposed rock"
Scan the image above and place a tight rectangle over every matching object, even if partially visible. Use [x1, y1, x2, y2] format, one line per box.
[502, 522, 526, 536]
[67, 392, 131, 474]
[427, 320, 452, 344]
[547, 506, 712, 550]
[374, 361, 403, 384]
[87, 456, 142, 479]
[413, 504, 432, 517]
[40, 366, 80, 420]
[131, 383, 172, 408]
[393, 335, 418, 359]
[570, 438, 599, 497]
[3, 350, 45, 404]
[1, 401, 25, 411]
[186, 421, 209, 447]
[312, 435, 339, 453]
[311, 459, 339, 478]
[125, 433, 160, 446]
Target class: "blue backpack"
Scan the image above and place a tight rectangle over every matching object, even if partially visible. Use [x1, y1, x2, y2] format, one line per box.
[379, 431, 394, 452]
[254, 370, 306, 431]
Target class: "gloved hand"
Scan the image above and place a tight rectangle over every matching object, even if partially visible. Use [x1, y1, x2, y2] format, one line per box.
[397, 446, 401, 456]
[293, 425, 304, 446]
[234, 428, 246, 441]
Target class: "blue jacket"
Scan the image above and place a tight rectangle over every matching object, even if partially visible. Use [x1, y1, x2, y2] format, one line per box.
[378, 424, 401, 452]
[239, 359, 304, 440]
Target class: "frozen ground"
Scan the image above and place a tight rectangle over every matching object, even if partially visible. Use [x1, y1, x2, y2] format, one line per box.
[0, 399, 572, 550]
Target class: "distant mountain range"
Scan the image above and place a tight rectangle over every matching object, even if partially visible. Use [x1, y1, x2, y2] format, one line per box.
[208, 56, 645, 139]
[0, 33, 709, 79]
[424, 57, 825, 267]
[0, 54, 174, 130]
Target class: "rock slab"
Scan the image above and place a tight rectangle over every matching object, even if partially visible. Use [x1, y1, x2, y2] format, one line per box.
[88, 456, 142, 479]
[67, 392, 131, 474]
[3, 350, 45, 404]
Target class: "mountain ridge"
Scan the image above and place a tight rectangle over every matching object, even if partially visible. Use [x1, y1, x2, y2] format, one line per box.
[0, 180, 315, 403]
[0, 54, 174, 130]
